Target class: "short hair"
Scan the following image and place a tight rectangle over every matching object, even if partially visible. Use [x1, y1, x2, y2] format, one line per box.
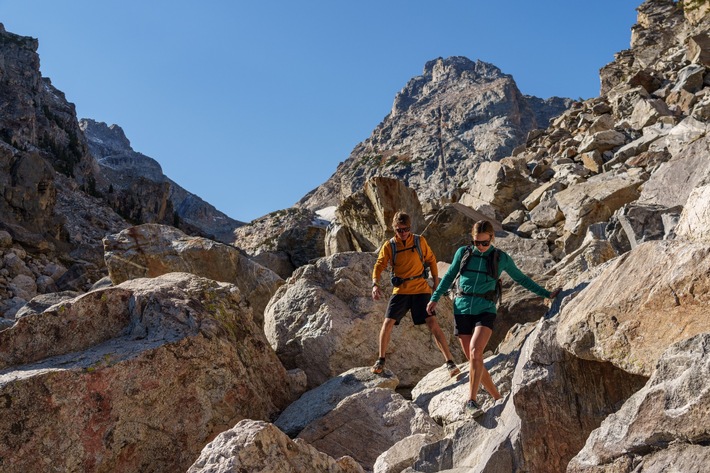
[472, 220, 495, 237]
[392, 211, 411, 227]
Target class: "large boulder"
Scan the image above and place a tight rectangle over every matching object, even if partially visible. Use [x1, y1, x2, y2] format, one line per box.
[275, 367, 399, 437]
[555, 168, 647, 238]
[264, 251, 461, 389]
[188, 420, 365, 473]
[103, 223, 283, 326]
[568, 334, 710, 473]
[461, 160, 537, 221]
[557, 240, 710, 377]
[512, 317, 648, 473]
[638, 131, 710, 208]
[0, 272, 292, 473]
[297, 388, 444, 472]
[330, 176, 425, 254]
[674, 183, 710, 243]
[421, 202, 501, 263]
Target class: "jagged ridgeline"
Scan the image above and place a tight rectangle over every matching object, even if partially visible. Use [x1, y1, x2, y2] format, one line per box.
[1, 1, 710, 472]
[297, 57, 572, 211]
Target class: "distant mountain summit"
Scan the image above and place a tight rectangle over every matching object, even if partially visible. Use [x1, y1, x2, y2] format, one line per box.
[297, 56, 573, 210]
[80, 119, 244, 243]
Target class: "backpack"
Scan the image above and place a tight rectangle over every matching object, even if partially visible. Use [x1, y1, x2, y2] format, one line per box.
[452, 246, 502, 304]
[388, 234, 429, 286]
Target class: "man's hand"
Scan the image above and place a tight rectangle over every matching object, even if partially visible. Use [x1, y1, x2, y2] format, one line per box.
[372, 285, 382, 301]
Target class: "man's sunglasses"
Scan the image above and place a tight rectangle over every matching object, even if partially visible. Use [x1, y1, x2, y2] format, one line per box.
[395, 227, 411, 233]
[473, 239, 491, 247]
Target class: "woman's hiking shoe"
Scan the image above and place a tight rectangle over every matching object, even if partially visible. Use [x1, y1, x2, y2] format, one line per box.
[445, 360, 461, 377]
[464, 399, 483, 417]
[371, 358, 385, 374]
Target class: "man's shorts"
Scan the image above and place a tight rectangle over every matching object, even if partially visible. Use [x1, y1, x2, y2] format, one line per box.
[454, 312, 496, 335]
[385, 293, 431, 325]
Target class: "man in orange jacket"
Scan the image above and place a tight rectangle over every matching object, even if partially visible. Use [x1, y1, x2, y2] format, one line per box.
[370, 210, 460, 377]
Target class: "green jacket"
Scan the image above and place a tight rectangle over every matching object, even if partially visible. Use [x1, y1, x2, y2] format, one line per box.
[431, 245, 551, 315]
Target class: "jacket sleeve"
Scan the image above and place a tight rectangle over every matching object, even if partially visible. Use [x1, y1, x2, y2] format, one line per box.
[430, 246, 465, 302]
[500, 251, 551, 298]
[372, 241, 391, 283]
[420, 236, 438, 281]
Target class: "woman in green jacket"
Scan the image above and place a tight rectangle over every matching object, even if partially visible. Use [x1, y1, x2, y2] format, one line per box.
[427, 220, 560, 416]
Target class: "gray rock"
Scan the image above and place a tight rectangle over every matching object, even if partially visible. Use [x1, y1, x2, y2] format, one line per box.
[275, 367, 399, 437]
[188, 420, 365, 473]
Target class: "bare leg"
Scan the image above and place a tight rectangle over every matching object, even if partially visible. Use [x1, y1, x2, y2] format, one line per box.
[378, 318, 396, 359]
[468, 326, 494, 402]
[425, 316, 454, 362]
[459, 333, 501, 400]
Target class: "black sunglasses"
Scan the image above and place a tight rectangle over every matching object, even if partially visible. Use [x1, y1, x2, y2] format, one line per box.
[395, 227, 411, 233]
[473, 239, 491, 247]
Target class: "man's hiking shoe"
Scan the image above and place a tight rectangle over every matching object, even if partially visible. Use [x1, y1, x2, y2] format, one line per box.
[446, 360, 461, 378]
[464, 399, 483, 417]
[371, 358, 385, 374]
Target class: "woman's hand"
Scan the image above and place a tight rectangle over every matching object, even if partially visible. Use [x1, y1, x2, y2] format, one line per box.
[426, 300, 437, 315]
[549, 288, 562, 299]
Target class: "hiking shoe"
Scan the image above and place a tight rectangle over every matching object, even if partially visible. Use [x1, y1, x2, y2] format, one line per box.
[464, 399, 483, 417]
[371, 358, 385, 374]
[445, 360, 461, 377]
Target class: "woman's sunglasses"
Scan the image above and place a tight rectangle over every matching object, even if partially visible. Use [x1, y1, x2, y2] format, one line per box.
[473, 239, 491, 247]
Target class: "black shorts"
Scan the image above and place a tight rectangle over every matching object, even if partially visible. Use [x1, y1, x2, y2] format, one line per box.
[454, 312, 496, 335]
[385, 293, 431, 325]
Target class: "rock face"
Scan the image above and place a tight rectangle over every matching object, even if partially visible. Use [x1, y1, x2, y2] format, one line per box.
[297, 57, 572, 211]
[567, 333, 710, 473]
[297, 388, 443, 471]
[0, 272, 292, 473]
[188, 420, 365, 473]
[81, 119, 245, 244]
[232, 207, 328, 279]
[103, 223, 283, 326]
[557, 240, 710, 377]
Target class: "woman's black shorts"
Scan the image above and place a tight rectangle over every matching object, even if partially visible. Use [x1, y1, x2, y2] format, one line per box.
[454, 312, 496, 335]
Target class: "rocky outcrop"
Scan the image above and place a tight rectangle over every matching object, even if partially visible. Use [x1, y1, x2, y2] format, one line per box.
[327, 177, 425, 254]
[297, 388, 444, 471]
[81, 119, 245, 244]
[103, 223, 283, 326]
[557, 239, 710, 377]
[0, 272, 292, 472]
[232, 207, 328, 278]
[297, 57, 572, 212]
[188, 420, 365, 473]
[275, 367, 399, 437]
[567, 333, 710, 473]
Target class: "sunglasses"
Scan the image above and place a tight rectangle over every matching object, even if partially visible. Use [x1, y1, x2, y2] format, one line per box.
[473, 239, 491, 247]
[395, 227, 411, 234]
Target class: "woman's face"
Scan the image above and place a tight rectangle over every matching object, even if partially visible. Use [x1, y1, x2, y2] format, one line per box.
[472, 231, 494, 250]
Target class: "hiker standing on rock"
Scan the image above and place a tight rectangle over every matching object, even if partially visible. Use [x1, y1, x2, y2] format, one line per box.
[427, 219, 560, 415]
[371, 210, 461, 378]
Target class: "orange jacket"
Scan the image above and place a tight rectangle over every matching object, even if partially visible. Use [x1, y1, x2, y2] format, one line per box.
[372, 234, 438, 295]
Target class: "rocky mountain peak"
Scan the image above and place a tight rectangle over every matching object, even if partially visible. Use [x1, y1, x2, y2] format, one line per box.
[298, 55, 572, 211]
[80, 118, 133, 156]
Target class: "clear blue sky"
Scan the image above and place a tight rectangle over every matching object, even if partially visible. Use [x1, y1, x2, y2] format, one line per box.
[1, 1, 639, 222]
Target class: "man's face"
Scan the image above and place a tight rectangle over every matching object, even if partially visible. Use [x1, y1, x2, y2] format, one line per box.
[394, 224, 411, 240]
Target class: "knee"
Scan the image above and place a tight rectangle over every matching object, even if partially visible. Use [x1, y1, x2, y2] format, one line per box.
[469, 347, 485, 363]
